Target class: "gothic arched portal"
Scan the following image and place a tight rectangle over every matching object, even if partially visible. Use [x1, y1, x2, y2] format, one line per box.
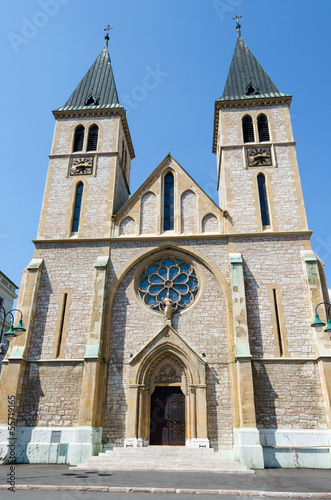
[125, 324, 209, 448]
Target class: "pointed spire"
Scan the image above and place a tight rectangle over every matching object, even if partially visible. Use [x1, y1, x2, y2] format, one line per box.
[218, 33, 290, 102]
[57, 31, 120, 111]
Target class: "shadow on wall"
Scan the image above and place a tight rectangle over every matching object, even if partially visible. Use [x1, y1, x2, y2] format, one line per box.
[206, 366, 220, 451]
[28, 266, 53, 360]
[16, 363, 44, 463]
[243, 260, 264, 358]
[252, 361, 278, 430]
[101, 257, 129, 449]
[252, 362, 281, 467]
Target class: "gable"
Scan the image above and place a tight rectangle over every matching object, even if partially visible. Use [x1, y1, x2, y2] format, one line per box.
[114, 155, 225, 237]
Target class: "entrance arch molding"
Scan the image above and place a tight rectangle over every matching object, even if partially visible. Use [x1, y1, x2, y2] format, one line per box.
[125, 324, 210, 448]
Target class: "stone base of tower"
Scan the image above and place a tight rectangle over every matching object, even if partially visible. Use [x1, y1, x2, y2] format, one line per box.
[0, 426, 102, 465]
[259, 429, 331, 469]
[1, 425, 330, 468]
[233, 428, 264, 469]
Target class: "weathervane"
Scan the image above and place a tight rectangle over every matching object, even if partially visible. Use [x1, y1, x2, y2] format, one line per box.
[104, 25, 113, 46]
[232, 14, 242, 37]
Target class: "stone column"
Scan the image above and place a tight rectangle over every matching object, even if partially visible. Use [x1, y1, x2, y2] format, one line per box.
[229, 253, 264, 468]
[71, 256, 108, 465]
[0, 258, 43, 423]
[137, 386, 145, 447]
[301, 251, 331, 432]
[125, 385, 140, 447]
[189, 386, 197, 441]
[192, 384, 209, 448]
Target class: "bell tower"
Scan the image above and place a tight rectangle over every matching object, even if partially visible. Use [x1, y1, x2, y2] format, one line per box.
[37, 33, 134, 240]
[213, 24, 308, 234]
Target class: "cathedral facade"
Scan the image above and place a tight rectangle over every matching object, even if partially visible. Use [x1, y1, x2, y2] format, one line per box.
[1, 29, 330, 469]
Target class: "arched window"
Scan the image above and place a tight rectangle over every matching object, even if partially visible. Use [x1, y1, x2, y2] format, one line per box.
[258, 114, 270, 142]
[242, 116, 254, 143]
[87, 125, 98, 151]
[73, 126, 84, 152]
[164, 172, 174, 231]
[257, 174, 270, 226]
[72, 183, 83, 233]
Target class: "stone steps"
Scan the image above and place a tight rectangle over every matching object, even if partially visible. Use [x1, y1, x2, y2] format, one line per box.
[72, 446, 253, 473]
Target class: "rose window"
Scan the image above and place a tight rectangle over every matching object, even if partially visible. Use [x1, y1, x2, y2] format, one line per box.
[138, 257, 199, 313]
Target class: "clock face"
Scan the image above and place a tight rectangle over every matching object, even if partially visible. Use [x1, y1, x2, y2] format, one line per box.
[246, 146, 272, 167]
[69, 157, 93, 176]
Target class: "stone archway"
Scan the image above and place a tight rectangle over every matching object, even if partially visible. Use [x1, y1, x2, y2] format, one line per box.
[125, 324, 209, 448]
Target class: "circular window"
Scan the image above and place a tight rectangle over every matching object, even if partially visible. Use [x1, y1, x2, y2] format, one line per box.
[138, 257, 199, 313]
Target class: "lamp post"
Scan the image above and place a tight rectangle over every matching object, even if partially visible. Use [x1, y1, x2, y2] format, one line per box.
[311, 302, 331, 334]
[0, 307, 26, 355]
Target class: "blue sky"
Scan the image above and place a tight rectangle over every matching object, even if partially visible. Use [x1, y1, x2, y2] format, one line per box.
[1, 0, 331, 297]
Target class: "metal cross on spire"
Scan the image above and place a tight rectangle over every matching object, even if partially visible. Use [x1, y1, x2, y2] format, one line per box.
[104, 25, 113, 46]
[232, 14, 242, 37]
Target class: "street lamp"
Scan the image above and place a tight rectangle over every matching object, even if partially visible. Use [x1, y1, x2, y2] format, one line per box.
[0, 307, 26, 355]
[311, 302, 331, 335]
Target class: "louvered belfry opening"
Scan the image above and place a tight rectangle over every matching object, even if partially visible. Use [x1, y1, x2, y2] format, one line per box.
[257, 174, 270, 226]
[258, 115, 270, 142]
[73, 126, 85, 152]
[242, 116, 254, 143]
[164, 172, 174, 231]
[87, 125, 99, 151]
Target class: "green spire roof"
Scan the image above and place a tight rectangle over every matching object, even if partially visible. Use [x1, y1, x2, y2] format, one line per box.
[218, 34, 290, 101]
[57, 41, 121, 111]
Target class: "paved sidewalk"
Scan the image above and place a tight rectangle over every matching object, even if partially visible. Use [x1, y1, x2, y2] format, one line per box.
[0, 465, 330, 498]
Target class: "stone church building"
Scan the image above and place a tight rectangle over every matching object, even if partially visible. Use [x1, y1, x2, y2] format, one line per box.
[1, 27, 330, 470]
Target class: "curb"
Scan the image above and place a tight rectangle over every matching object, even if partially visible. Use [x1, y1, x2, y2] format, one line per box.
[1, 484, 331, 498]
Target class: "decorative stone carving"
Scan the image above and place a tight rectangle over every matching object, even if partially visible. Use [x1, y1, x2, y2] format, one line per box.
[154, 363, 182, 384]
[162, 292, 174, 324]
[138, 257, 199, 313]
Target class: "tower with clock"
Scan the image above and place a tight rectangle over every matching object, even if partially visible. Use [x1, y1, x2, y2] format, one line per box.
[0, 23, 330, 471]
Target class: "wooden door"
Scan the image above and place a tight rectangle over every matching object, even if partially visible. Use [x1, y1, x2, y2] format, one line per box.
[150, 387, 185, 445]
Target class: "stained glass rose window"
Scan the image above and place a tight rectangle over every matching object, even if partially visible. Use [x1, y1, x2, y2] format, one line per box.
[138, 257, 199, 313]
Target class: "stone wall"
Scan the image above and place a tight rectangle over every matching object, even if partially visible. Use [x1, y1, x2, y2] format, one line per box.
[38, 115, 125, 239]
[140, 192, 157, 234]
[113, 163, 129, 215]
[217, 105, 307, 233]
[234, 236, 315, 358]
[252, 361, 327, 429]
[28, 242, 107, 360]
[120, 217, 135, 235]
[181, 190, 197, 233]
[17, 363, 83, 427]
[202, 214, 219, 233]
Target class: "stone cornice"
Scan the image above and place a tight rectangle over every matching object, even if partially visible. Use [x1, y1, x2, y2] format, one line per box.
[220, 141, 297, 150]
[32, 230, 313, 245]
[48, 152, 119, 159]
[251, 356, 331, 362]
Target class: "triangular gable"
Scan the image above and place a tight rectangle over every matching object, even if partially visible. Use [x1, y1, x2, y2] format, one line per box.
[129, 323, 206, 386]
[114, 154, 225, 236]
